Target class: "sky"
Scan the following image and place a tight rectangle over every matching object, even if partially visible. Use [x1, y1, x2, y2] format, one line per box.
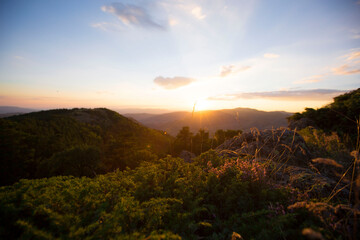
[0, 0, 359, 113]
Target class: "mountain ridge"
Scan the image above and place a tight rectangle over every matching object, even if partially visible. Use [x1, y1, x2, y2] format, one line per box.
[125, 107, 293, 136]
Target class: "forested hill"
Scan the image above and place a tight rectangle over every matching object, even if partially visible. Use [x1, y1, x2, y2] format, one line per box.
[0, 108, 172, 186]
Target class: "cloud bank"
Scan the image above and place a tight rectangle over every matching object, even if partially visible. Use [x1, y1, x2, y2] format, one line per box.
[101, 3, 166, 30]
[208, 89, 347, 101]
[154, 76, 195, 89]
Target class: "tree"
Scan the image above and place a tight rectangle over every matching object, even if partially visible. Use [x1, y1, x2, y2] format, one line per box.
[174, 126, 193, 154]
[192, 129, 210, 155]
[43, 146, 101, 177]
[214, 129, 242, 146]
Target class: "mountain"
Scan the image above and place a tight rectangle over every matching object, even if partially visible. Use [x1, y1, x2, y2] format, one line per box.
[115, 108, 171, 114]
[0, 106, 38, 117]
[0, 108, 172, 186]
[125, 108, 292, 136]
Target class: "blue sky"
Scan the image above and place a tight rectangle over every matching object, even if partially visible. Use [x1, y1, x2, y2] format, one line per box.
[0, 0, 359, 112]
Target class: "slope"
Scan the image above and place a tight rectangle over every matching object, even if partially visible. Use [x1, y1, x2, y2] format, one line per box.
[0, 108, 172, 186]
[288, 88, 360, 147]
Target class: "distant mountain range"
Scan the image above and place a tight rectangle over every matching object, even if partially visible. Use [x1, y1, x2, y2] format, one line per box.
[0, 106, 293, 136]
[125, 108, 293, 136]
[0, 106, 38, 117]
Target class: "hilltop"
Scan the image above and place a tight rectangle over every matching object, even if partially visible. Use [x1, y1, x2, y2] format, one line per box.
[0, 108, 172, 186]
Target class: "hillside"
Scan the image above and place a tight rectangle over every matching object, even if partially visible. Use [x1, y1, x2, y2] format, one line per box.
[125, 108, 292, 136]
[288, 88, 360, 148]
[0, 108, 172, 186]
[1, 127, 358, 239]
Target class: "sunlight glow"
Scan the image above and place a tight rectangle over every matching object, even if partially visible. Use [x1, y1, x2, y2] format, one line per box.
[195, 99, 211, 111]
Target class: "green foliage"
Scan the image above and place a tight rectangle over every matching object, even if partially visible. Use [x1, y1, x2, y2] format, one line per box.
[174, 126, 193, 154]
[39, 146, 101, 177]
[214, 129, 242, 146]
[173, 127, 242, 156]
[0, 108, 172, 186]
[298, 127, 350, 161]
[192, 129, 211, 155]
[194, 149, 224, 168]
[288, 88, 360, 148]
[0, 154, 335, 239]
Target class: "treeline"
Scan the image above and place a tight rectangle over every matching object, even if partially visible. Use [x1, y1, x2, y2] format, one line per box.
[288, 88, 360, 148]
[173, 127, 242, 155]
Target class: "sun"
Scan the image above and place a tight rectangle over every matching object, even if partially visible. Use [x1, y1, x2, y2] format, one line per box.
[195, 99, 211, 111]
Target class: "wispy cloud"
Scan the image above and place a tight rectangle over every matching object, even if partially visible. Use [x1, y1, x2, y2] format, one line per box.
[91, 22, 124, 32]
[208, 89, 347, 101]
[330, 50, 360, 75]
[264, 53, 279, 59]
[101, 3, 166, 30]
[154, 76, 195, 89]
[191, 6, 206, 20]
[332, 64, 360, 75]
[346, 51, 360, 60]
[219, 65, 251, 77]
[294, 75, 324, 84]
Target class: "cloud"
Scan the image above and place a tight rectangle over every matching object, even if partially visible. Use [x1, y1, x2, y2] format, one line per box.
[101, 3, 166, 30]
[91, 22, 124, 32]
[346, 51, 360, 60]
[264, 53, 279, 59]
[293, 75, 324, 84]
[330, 50, 360, 75]
[219, 65, 251, 77]
[154, 76, 195, 89]
[208, 89, 347, 101]
[332, 64, 360, 75]
[191, 6, 206, 20]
